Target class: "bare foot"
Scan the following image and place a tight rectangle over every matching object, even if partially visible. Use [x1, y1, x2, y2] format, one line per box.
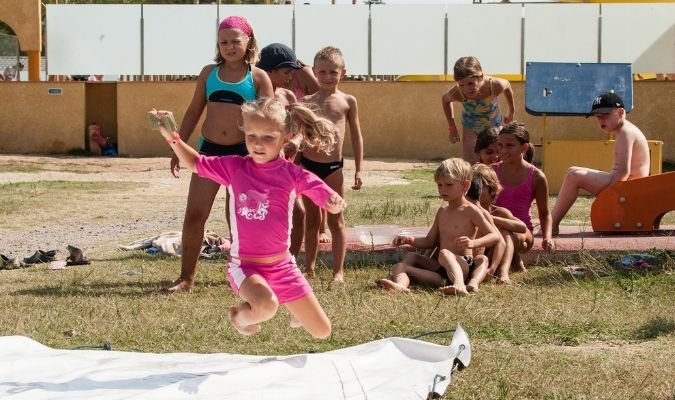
[497, 275, 511, 284]
[466, 280, 480, 293]
[332, 272, 344, 283]
[513, 260, 527, 273]
[228, 307, 261, 336]
[552, 226, 560, 237]
[376, 278, 410, 292]
[303, 269, 315, 278]
[439, 285, 469, 296]
[162, 278, 194, 293]
[319, 232, 331, 244]
[290, 314, 302, 329]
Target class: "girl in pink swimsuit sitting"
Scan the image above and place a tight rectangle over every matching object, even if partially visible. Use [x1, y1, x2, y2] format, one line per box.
[153, 98, 345, 339]
[493, 122, 555, 273]
[442, 56, 515, 164]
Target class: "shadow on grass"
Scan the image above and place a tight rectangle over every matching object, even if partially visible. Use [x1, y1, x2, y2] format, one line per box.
[11, 279, 226, 298]
[634, 317, 675, 340]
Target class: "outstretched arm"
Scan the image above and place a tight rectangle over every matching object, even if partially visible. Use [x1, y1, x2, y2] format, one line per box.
[395, 209, 441, 248]
[170, 65, 210, 178]
[325, 193, 347, 214]
[152, 110, 200, 173]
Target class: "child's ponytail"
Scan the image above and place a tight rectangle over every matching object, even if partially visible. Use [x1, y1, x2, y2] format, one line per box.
[286, 103, 337, 155]
[524, 143, 534, 164]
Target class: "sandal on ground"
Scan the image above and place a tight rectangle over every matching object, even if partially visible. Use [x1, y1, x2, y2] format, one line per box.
[66, 244, 91, 266]
[1, 254, 26, 270]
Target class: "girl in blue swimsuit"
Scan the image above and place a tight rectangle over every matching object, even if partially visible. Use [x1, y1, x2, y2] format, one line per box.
[441, 56, 516, 164]
[164, 16, 274, 293]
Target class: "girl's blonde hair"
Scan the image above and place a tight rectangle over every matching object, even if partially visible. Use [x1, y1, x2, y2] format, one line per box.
[241, 98, 336, 154]
[472, 163, 502, 200]
[499, 121, 535, 163]
[453, 56, 483, 81]
[214, 31, 259, 65]
[434, 157, 472, 183]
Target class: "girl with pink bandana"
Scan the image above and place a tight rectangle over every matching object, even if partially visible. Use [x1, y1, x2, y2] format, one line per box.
[153, 98, 344, 338]
[165, 16, 274, 293]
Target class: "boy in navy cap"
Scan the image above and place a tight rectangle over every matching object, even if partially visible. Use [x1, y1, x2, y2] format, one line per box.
[551, 92, 650, 235]
[257, 43, 301, 107]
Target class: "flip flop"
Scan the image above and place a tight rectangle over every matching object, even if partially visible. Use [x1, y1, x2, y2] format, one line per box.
[1, 254, 25, 270]
[48, 260, 67, 270]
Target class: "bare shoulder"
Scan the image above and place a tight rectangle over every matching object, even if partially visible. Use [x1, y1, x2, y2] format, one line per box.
[619, 119, 647, 142]
[198, 64, 216, 78]
[490, 76, 511, 93]
[275, 88, 297, 106]
[343, 91, 358, 107]
[251, 66, 269, 81]
[300, 92, 319, 105]
[491, 205, 514, 219]
[442, 85, 461, 101]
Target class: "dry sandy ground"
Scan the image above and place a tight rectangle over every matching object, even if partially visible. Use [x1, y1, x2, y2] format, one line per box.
[0, 155, 435, 259]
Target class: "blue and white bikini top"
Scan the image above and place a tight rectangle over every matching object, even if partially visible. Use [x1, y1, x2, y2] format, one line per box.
[205, 64, 257, 105]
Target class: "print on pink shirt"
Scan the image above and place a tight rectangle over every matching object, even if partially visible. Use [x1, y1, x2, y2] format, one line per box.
[237, 189, 270, 220]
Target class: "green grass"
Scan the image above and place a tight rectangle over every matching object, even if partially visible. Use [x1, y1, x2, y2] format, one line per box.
[1, 255, 673, 398]
[1, 162, 674, 398]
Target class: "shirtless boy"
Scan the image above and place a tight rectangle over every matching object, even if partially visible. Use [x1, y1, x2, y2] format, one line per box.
[551, 92, 650, 235]
[378, 158, 501, 296]
[300, 46, 364, 282]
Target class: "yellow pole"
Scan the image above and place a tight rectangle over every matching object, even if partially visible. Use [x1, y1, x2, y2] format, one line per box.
[28, 50, 40, 82]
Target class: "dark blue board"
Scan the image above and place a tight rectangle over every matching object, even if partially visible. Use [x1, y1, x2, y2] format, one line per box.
[525, 62, 633, 116]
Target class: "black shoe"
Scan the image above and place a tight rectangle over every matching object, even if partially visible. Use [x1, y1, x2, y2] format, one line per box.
[23, 250, 57, 264]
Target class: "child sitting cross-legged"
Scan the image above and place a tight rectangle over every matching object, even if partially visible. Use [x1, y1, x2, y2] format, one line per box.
[376, 158, 501, 296]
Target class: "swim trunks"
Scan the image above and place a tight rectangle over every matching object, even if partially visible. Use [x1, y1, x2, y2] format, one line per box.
[198, 136, 248, 156]
[300, 156, 344, 180]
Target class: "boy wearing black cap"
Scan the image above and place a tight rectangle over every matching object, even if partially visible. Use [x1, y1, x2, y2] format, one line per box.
[551, 92, 650, 235]
[257, 43, 301, 107]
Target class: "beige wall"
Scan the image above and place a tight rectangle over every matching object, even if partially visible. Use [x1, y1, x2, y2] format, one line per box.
[0, 82, 85, 153]
[1, 80, 674, 162]
[341, 80, 675, 163]
[116, 82, 203, 158]
[0, 0, 41, 51]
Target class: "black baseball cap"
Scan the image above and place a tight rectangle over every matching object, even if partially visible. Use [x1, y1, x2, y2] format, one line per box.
[586, 92, 625, 118]
[256, 43, 301, 72]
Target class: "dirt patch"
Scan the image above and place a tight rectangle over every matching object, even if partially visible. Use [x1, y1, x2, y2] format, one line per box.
[0, 155, 434, 259]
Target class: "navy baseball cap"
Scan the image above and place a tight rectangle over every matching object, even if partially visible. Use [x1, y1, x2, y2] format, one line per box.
[256, 43, 300, 72]
[586, 92, 625, 118]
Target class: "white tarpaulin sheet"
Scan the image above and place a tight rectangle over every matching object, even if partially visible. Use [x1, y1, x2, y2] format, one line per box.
[0, 326, 471, 399]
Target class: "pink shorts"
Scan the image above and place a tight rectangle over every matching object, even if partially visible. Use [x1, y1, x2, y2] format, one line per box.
[226, 257, 311, 304]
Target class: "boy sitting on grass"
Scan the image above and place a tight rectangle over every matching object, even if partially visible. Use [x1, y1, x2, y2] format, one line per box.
[377, 158, 501, 295]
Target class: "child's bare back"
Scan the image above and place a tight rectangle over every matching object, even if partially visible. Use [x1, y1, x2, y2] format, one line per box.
[612, 119, 649, 181]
